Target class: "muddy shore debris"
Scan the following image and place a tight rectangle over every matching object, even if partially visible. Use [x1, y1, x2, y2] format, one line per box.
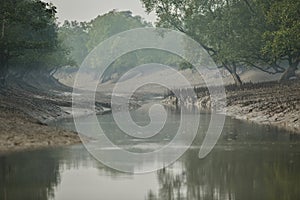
[163, 80, 300, 134]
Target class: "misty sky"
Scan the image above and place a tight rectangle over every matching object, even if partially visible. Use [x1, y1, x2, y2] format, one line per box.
[45, 0, 157, 23]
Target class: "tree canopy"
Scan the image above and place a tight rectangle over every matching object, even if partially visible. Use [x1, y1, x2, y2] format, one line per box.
[261, 0, 300, 80]
[141, 0, 300, 84]
[0, 0, 71, 84]
[58, 21, 89, 67]
[87, 10, 152, 52]
[1, 0, 299, 86]
[59, 10, 183, 82]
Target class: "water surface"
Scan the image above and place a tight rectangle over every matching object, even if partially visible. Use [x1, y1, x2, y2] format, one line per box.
[1, 107, 300, 200]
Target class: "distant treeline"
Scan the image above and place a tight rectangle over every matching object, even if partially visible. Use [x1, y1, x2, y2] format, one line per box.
[141, 0, 300, 85]
[0, 0, 299, 86]
[58, 10, 186, 82]
[0, 0, 72, 85]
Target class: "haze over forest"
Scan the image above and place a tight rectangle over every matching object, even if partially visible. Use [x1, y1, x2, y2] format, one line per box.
[0, 1, 299, 199]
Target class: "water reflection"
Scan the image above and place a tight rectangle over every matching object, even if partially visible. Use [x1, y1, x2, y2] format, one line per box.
[0, 143, 299, 200]
[0, 149, 61, 200]
[147, 146, 300, 200]
[1, 109, 300, 200]
[0, 146, 128, 200]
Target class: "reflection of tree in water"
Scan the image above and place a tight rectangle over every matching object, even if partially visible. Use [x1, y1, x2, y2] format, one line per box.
[0, 150, 61, 200]
[147, 147, 300, 200]
[157, 168, 185, 200]
[0, 146, 125, 200]
[0, 146, 93, 200]
[146, 167, 186, 200]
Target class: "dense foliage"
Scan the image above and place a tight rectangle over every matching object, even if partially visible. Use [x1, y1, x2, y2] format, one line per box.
[140, 0, 300, 84]
[1, 0, 299, 86]
[59, 10, 183, 82]
[261, 0, 300, 80]
[0, 0, 71, 84]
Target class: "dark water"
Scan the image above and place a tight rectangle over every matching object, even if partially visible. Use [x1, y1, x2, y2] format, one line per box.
[1, 107, 300, 200]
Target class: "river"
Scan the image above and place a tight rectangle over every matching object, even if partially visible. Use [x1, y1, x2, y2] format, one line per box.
[1, 106, 300, 200]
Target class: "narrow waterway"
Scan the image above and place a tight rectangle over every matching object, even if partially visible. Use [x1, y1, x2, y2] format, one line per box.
[1, 106, 300, 200]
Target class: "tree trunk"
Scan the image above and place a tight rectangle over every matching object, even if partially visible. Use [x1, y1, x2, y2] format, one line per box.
[0, 55, 9, 87]
[0, 17, 8, 86]
[280, 60, 299, 81]
[0, 67, 8, 87]
[224, 63, 243, 86]
[231, 71, 243, 86]
[1, 19, 5, 39]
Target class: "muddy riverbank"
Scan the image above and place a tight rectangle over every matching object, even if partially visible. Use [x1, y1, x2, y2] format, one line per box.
[0, 79, 110, 154]
[0, 107, 80, 154]
[163, 80, 300, 133]
[0, 75, 143, 154]
[0, 86, 79, 154]
[1, 77, 299, 154]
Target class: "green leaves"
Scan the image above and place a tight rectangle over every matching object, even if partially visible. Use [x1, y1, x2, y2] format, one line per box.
[59, 11, 161, 81]
[0, 0, 69, 73]
[87, 10, 151, 51]
[262, 0, 300, 61]
[58, 21, 89, 66]
[141, 0, 300, 83]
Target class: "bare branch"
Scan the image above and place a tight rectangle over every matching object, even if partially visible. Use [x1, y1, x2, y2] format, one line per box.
[243, 0, 256, 14]
[242, 61, 278, 74]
